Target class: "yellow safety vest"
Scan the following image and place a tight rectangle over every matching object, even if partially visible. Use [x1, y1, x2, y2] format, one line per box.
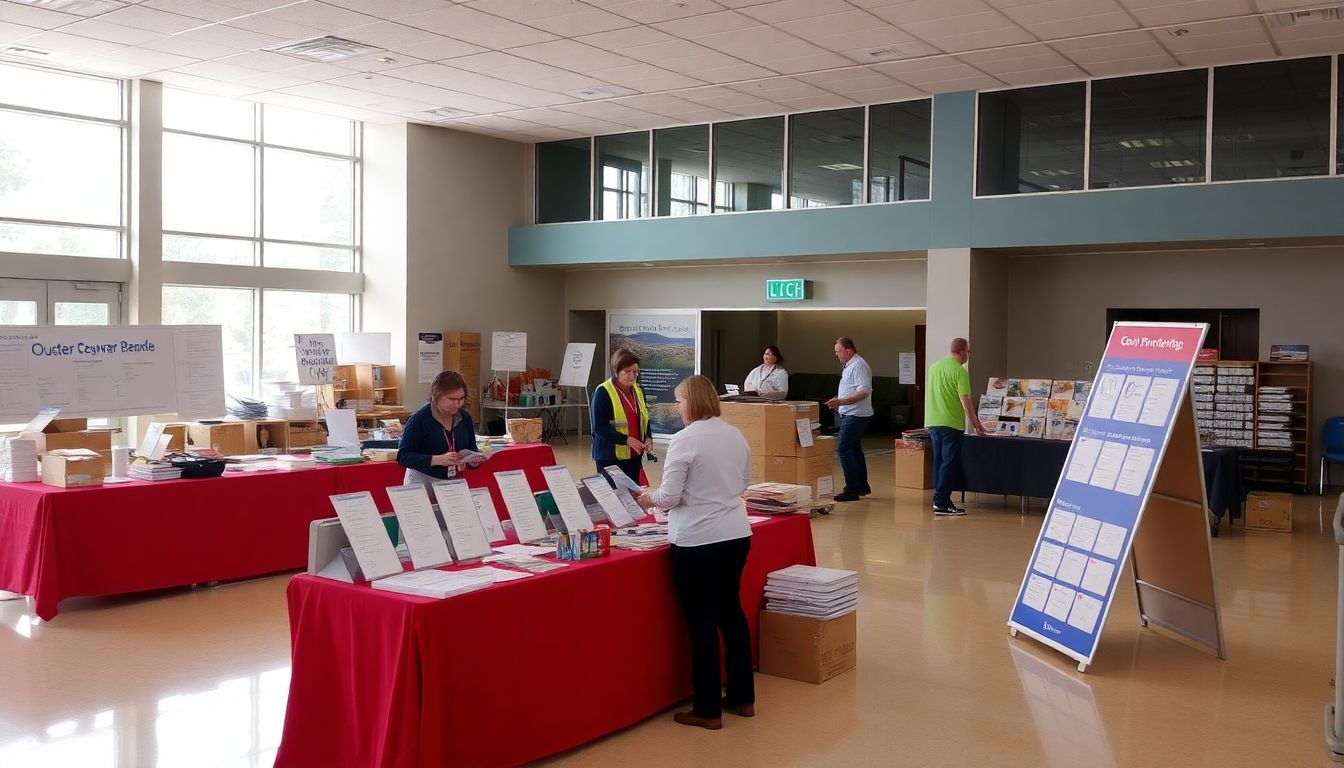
[600, 379, 649, 460]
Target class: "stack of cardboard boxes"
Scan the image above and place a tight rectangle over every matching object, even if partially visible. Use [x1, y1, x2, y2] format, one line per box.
[720, 400, 835, 501]
[442, 332, 482, 425]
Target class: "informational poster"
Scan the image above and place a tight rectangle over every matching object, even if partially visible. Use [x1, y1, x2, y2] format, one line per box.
[898, 352, 917, 385]
[295, 333, 338, 385]
[0, 324, 223, 421]
[417, 332, 443, 384]
[338, 332, 391, 364]
[608, 311, 698, 437]
[491, 331, 527, 372]
[1009, 322, 1207, 669]
[558, 342, 596, 387]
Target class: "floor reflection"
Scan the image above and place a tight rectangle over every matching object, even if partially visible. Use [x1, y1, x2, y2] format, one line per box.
[1010, 644, 1117, 768]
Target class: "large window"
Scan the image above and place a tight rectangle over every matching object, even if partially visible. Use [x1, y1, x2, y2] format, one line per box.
[162, 89, 358, 270]
[977, 83, 1087, 195]
[595, 133, 648, 221]
[715, 117, 785, 212]
[870, 100, 932, 202]
[653, 125, 728, 216]
[0, 63, 124, 259]
[1090, 70, 1208, 188]
[261, 290, 353, 384]
[162, 285, 256, 397]
[1212, 57, 1332, 181]
[790, 109, 865, 208]
[536, 139, 591, 224]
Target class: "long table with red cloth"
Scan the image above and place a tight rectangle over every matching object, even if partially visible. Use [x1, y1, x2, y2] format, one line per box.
[275, 514, 816, 768]
[0, 443, 556, 620]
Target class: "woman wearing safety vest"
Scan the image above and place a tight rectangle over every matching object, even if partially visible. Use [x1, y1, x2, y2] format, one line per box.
[590, 347, 652, 485]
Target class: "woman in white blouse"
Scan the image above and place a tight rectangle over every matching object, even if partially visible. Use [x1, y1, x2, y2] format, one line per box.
[743, 345, 789, 400]
[638, 374, 754, 731]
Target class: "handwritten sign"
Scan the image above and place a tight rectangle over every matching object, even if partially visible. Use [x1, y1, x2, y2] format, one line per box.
[295, 333, 338, 385]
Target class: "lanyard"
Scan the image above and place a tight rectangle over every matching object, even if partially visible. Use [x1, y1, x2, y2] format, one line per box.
[759, 365, 777, 384]
[616, 385, 638, 422]
[442, 425, 455, 453]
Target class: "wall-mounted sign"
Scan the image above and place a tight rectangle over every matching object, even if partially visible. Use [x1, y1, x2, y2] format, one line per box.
[765, 278, 810, 302]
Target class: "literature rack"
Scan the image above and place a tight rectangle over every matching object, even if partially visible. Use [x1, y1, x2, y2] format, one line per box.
[1250, 360, 1313, 492]
[1192, 361, 1256, 449]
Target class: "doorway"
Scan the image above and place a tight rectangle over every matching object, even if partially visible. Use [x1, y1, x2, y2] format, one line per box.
[0, 279, 121, 326]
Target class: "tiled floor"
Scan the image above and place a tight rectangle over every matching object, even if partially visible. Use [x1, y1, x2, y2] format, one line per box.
[2, 438, 1342, 767]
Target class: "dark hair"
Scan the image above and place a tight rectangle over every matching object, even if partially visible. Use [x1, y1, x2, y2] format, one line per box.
[676, 375, 721, 421]
[951, 337, 969, 353]
[431, 370, 469, 407]
[610, 348, 640, 376]
[764, 345, 785, 365]
[835, 336, 856, 352]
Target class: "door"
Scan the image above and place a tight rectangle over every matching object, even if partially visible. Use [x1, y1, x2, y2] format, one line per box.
[0, 279, 121, 327]
[914, 323, 926, 428]
[0, 278, 48, 324]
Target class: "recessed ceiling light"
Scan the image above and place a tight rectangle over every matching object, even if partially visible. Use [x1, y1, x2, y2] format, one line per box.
[1168, 27, 1190, 37]
[376, 57, 394, 64]
[1266, 6, 1343, 27]
[266, 36, 383, 63]
[0, 45, 62, 61]
[1248, 241, 1266, 246]
[420, 107, 470, 121]
[846, 42, 938, 63]
[564, 85, 635, 100]
[819, 162, 862, 171]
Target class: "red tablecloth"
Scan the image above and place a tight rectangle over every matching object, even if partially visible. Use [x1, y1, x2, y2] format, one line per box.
[275, 515, 816, 768]
[0, 444, 557, 621]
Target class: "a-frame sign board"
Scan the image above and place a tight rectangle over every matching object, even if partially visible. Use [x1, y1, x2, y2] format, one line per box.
[1008, 322, 1226, 672]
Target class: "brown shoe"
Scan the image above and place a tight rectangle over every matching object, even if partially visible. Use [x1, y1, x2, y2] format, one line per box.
[721, 699, 755, 718]
[673, 711, 722, 730]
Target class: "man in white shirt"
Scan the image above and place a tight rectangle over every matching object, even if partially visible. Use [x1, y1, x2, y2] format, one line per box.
[824, 337, 873, 502]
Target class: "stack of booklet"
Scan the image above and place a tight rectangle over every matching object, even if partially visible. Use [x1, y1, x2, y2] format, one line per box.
[765, 565, 859, 621]
[610, 523, 670, 550]
[371, 569, 496, 598]
[483, 554, 568, 573]
[265, 386, 318, 421]
[128, 462, 183, 481]
[1, 437, 38, 483]
[744, 482, 814, 515]
[273, 455, 316, 471]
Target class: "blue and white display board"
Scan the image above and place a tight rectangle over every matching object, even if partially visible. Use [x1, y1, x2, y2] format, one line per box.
[1009, 322, 1222, 671]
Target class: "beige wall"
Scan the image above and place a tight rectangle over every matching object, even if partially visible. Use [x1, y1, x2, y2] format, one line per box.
[564, 257, 927, 312]
[401, 124, 564, 403]
[777, 309, 925, 377]
[361, 123, 408, 381]
[1005, 246, 1343, 467]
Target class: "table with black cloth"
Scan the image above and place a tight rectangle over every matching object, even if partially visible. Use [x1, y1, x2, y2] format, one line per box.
[955, 436, 1245, 527]
[0, 443, 556, 620]
[274, 515, 817, 768]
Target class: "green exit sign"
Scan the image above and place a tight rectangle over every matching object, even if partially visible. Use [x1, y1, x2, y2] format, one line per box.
[766, 278, 810, 302]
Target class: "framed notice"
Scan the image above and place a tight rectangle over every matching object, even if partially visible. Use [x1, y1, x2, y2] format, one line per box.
[491, 331, 527, 372]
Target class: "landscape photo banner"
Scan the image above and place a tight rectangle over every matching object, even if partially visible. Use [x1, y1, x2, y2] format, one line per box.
[607, 312, 698, 437]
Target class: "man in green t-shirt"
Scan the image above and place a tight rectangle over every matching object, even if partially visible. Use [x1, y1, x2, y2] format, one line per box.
[925, 337, 987, 516]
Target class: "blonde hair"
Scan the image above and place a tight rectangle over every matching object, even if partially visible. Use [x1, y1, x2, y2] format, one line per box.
[675, 375, 721, 422]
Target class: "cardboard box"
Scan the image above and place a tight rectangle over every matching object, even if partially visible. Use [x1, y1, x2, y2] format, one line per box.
[44, 418, 89, 433]
[41, 448, 105, 488]
[443, 332, 482, 423]
[894, 440, 932, 490]
[288, 421, 326, 449]
[759, 610, 857, 684]
[796, 434, 833, 459]
[187, 422, 246, 456]
[41, 429, 112, 455]
[721, 401, 821, 457]
[244, 419, 290, 454]
[163, 423, 187, 452]
[751, 454, 836, 499]
[1245, 491, 1292, 532]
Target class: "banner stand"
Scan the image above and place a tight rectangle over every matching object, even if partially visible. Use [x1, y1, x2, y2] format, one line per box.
[1008, 322, 1225, 673]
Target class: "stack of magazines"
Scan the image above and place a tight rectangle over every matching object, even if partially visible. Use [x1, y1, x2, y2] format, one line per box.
[765, 565, 859, 621]
[371, 569, 495, 598]
[128, 462, 182, 481]
[744, 482, 814, 515]
[610, 523, 669, 550]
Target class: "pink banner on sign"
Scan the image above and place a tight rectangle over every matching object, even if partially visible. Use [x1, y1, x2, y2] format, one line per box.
[1104, 325, 1205, 363]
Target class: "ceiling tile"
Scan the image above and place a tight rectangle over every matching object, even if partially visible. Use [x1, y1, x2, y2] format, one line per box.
[1175, 42, 1276, 66]
[555, 100, 664, 125]
[1159, 17, 1270, 55]
[1077, 53, 1181, 77]
[0, 2, 75, 30]
[139, 34, 240, 60]
[507, 39, 638, 71]
[992, 63, 1088, 85]
[587, 62, 705, 89]
[174, 24, 283, 49]
[444, 51, 585, 82]
[15, 30, 124, 57]
[767, 51, 854, 74]
[464, 0, 636, 37]
[228, 13, 323, 40]
[775, 10, 907, 46]
[153, 70, 259, 95]
[577, 25, 675, 50]
[1018, 11, 1137, 39]
[1276, 37, 1344, 57]
[0, 20, 38, 44]
[957, 42, 1072, 72]
[694, 24, 830, 63]
[328, 51, 430, 73]
[322, 0, 448, 16]
[1050, 29, 1166, 61]
[796, 66, 903, 91]
[997, 0, 1121, 25]
[176, 58, 274, 81]
[379, 81, 523, 112]
[1270, 19, 1344, 43]
[141, 0, 250, 23]
[867, 0, 996, 26]
[101, 46, 198, 70]
[619, 39, 737, 68]
[215, 50, 305, 72]
[325, 70, 414, 93]
[901, 11, 1036, 52]
[738, 0, 857, 24]
[398, 5, 558, 49]
[61, 19, 164, 45]
[209, 0, 305, 11]
[728, 76, 834, 99]
[772, 92, 859, 111]
[394, 35, 489, 62]
[64, 54, 163, 78]
[270, 60, 353, 80]
[335, 20, 452, 50]
[260, 2, 383, 32]
[584, 0, 728, 25]
[97, 5, 207, 35]
[1121, 0, 1256, 27]
[693, 61, 781, 82]
[652, 10, 758, 38]
[235, 69, 309, 89]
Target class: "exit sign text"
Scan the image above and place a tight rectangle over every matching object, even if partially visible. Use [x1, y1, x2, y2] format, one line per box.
[766, 278, 810, 302]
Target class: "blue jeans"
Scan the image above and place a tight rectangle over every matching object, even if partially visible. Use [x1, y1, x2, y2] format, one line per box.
[836, 415, 872, 495]
[929, 426, 963, 509]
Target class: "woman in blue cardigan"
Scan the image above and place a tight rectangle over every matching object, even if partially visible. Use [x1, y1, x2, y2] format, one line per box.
[590, 348, 651, 485]
[398, 370, 483, 488]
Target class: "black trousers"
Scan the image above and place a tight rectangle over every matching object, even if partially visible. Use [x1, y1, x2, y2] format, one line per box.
[669, 536, 754, 719]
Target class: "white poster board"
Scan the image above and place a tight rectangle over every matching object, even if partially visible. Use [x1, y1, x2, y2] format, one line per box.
[295, 333, 338, 385]
[558, 342, 596, 387]
[491, 331, 527, 372]
[339, 332, 391, 365]
[328, 491, 403, 581]
[541, 464, 594, 534]
[326, 407, 359, 447]
[418, 332, 443, 384]
[898, 352, 917, 385]
[430, 479, 493, 562]
[0, 325, 224, 421]
[385, 484, 453, 570]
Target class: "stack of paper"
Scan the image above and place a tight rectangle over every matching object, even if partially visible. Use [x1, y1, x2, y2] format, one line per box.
[610, 523, 670, 550]
[266, 386, 319, 420]
[313, 448, 366, 465]
[371, 569, 496, 598]
[274, 455, 317, 471]
[1, 437, 38, 482]
[491, 543, 557, 557]
[744, 482, 814, 515]
[483, 554, 569, 573]
[226, 396, 269, 420]
[128, 462, 183, 481]
[765, 565, 859, 620]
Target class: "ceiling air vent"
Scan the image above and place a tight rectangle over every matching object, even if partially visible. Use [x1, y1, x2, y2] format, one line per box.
[1265, 5, 1344, 26]
[0, 45, 61, 61]
[265, 36, 383, 63]
[420, 107, 470, 121]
